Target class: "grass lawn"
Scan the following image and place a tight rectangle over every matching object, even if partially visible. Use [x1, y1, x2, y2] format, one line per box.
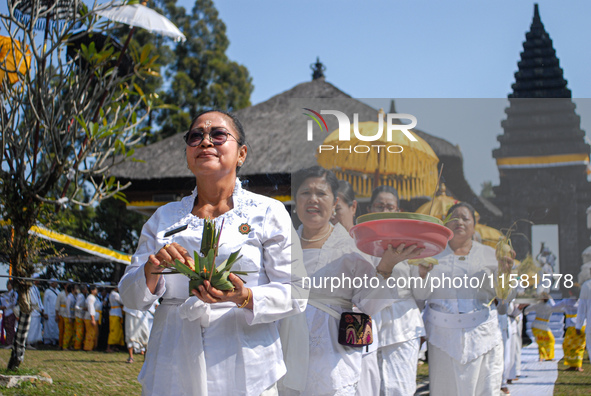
[416, 360, 428, 383]
[0, 347, 143, 395]
[555, 350, 591, 395]
[2, 344, 588, 395]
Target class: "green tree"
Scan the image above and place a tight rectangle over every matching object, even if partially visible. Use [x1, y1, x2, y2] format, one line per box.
[43, 199, 145, 285]
[93, 198, 146, 280]
[154, 0, 254, 140]
[107, 0, 253, 142]
[0, 1, 159, 369]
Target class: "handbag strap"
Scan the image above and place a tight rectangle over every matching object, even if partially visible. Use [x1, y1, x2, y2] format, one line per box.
[308, 300, 341, 320]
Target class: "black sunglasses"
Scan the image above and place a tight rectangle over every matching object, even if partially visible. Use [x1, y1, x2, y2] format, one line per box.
[183, 129, 239, 147]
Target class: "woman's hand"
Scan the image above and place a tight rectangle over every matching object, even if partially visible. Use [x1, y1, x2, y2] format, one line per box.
[144, 242, 193, 293]
[418, 262, 434, 279]
[148, 242, 192, 270]
[498, 248, 516, 274]
[192, 273, 253, 310]
[376, 243, 425, 277]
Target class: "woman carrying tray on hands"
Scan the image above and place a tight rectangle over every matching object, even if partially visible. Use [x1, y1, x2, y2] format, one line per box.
[413, 202, 514, 396]
[365, 185, 427, 396]
[119, 110, 306, 396]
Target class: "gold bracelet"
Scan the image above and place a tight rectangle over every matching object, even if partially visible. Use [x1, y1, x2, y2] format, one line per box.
[237, 288, 252, 308]
[376, 269, 392, 279]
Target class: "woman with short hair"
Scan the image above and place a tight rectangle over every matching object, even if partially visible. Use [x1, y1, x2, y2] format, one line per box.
[414, 202, 513, 396]
[120, 110, 305, 396]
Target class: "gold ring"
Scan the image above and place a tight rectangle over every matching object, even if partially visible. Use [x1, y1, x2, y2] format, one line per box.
[164, 243, 171, 250]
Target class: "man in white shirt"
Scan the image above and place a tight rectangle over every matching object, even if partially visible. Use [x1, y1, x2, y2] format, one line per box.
[27, 275, 46, 348]
[43, 279, 60, 346]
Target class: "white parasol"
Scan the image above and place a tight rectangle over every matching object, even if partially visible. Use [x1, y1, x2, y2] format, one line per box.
[58, 1, 185, 200]
[96, 1, 186, 42]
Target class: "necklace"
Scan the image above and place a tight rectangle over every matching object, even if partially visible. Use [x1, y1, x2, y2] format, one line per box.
[301, 224, 333, 243]
[455, 241, 473, 261]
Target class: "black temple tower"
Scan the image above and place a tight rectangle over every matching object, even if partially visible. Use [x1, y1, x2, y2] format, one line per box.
[492, 4, 591, 287]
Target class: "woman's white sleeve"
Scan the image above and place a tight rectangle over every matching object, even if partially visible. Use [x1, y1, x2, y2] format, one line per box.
[87, 297, 96, 317]
[350, 253, 394, 316]
[244, 202, 308, 325]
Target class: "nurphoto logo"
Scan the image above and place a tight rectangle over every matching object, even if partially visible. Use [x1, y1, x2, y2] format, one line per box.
[303, 108, 418, 154]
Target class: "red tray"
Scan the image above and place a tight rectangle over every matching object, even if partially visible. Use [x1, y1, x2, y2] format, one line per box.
[349, 218, 453, 258]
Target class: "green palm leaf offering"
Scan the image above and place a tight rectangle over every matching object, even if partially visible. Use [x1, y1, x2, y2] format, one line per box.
[169, 219, 246, 292]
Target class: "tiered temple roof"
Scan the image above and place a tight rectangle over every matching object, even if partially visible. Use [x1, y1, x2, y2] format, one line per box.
[491, 4, 591, 281]
[509, 4, 571, 99]
[493, 4, 588, 161]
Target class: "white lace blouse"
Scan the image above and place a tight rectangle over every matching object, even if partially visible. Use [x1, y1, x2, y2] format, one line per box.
[412, 241, 503, 364]
[119, 179, 306, 396]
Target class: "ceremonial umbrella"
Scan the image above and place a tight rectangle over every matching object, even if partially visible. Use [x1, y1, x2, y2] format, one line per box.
[415, 183, 458, 219]
[89, 1, 185, 107]
[58, 1, 185, 200]
[96, 1, 186, 42]
[89, 1, 185, 117]
[317, 111, 439, 199]
[0, 35, 31, 84]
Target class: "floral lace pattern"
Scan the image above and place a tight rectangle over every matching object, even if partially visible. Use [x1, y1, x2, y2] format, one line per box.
[176, 178, 260, 228]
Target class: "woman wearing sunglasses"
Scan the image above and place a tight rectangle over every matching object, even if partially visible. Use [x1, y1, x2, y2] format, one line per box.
[119, 110, 306, 396]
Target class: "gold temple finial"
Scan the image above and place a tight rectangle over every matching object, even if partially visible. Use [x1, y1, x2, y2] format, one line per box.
[378, 108, 385, 120]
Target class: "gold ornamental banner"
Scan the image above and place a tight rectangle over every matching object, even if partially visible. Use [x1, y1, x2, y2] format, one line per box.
[317, 118, 439, 199]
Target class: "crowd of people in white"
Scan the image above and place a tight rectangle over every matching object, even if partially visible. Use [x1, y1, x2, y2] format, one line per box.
[0, 278, 157, 365]
[4, 110, 590, 396]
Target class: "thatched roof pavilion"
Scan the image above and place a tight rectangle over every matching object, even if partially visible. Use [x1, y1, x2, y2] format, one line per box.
[110, 76, 501, 223]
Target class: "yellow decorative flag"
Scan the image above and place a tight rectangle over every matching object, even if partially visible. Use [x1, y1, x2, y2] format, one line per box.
[0, 35, 31, 85]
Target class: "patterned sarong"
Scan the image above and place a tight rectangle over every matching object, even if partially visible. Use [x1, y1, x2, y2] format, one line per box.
[532, 327, 555, 360]
[563, 326, 586, 368]
[83, 319, 96, 351]
[74, 317, 85, 350]
[108, 316, 125, 346]
[63, 318, 74, 349]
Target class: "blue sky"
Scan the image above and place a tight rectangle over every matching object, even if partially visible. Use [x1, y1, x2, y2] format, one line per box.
[209, 0, 591, 102]
[205, 0, 591, 193]
[2, 0, 589, 192]
[206, 0, 591, 264]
